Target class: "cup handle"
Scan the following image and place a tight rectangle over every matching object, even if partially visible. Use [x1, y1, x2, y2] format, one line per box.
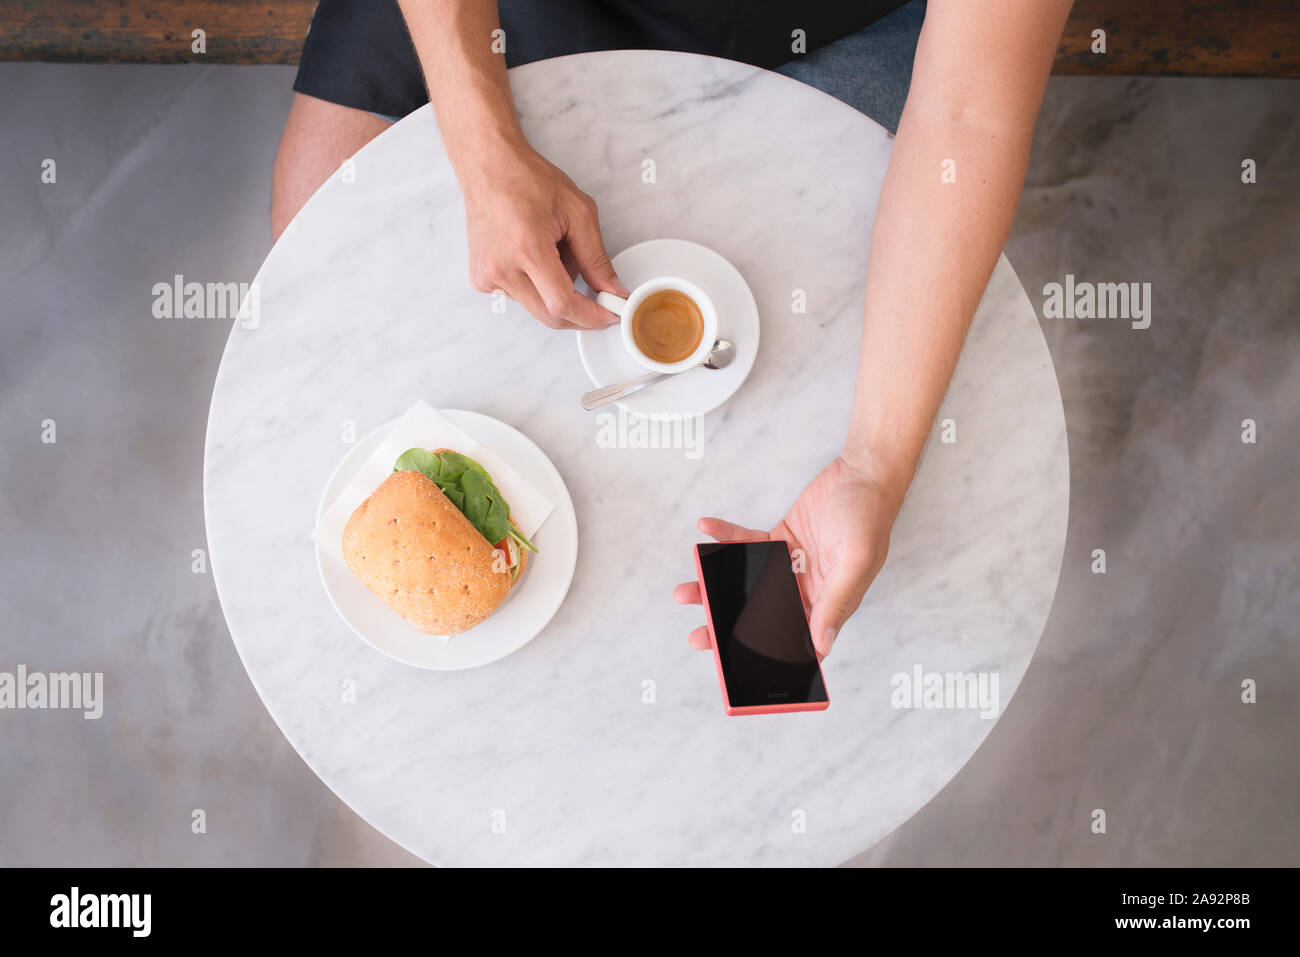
[594, 291, 627, 315]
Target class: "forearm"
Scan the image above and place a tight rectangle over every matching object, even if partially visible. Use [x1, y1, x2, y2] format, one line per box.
[396, 1, 524, 175]
[842, 110, 1031, 509]
[842, 0, 1070, 513]
[398, 1, 624, 327]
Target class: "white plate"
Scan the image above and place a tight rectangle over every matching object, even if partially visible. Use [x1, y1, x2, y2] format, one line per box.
[577, 238, 759, 417]
[314, 410, 578, 671]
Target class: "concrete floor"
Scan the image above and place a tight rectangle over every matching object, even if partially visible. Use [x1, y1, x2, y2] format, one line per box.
[0, 64, 1296, 866]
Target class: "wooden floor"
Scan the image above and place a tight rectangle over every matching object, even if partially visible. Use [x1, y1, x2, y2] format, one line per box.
[1, 0, 1298, 76]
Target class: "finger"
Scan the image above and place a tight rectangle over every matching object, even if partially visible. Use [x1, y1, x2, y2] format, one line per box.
[672, 581, 702, 605]
[565, 198, 630, 297]
[687, 625, 713, 651]
[697, 517, 769, 543]
[500, 270, 586, 331]
[807, 560, 874, 659]
[557, 240, 582, 282]
[522, 243, 618, 330]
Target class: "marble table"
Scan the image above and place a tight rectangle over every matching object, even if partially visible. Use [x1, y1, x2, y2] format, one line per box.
[204, 51, 1068, 866]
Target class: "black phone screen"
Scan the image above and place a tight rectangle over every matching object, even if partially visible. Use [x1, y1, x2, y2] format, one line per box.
[696, 541, 828, 708]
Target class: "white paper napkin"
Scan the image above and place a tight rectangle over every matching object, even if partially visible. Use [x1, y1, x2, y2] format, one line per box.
[313, 399, 556, 578]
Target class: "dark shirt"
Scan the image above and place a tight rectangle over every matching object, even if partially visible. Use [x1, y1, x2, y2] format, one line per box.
[294, 0, 907, 118]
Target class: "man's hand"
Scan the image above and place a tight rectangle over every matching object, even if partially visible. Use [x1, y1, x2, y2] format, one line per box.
[459, 134, 629, 330]
[396, 0, 628, 330]
[672, 456, 899, 658]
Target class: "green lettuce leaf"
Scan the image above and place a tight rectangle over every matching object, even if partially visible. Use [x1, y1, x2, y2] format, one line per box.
[393, 448, 537, 554]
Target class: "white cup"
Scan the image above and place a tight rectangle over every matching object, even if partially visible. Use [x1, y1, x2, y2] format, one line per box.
[595, 276, 718, 374]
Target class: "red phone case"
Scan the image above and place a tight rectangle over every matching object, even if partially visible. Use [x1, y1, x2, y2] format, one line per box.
[693, 540, 830, 716]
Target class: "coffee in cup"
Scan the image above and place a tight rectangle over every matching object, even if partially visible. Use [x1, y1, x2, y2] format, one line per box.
[630, 289, 705, 364]
[595, 276, 719, 374]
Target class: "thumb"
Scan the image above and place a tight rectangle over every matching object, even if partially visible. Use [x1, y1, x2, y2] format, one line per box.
[808, 562, 871, 658]
[565, 199, 629, 297]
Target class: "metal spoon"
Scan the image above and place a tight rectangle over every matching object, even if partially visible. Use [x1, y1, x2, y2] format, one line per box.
[581, 339, 736, 411]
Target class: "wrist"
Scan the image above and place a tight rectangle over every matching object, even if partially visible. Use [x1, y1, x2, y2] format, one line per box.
[836, 444, 909, 519]
[435, 80, 527, 165]
[447, 120, 533, 191]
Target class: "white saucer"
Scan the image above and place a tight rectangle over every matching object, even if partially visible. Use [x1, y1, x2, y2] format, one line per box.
[576, 239, 759, 417]
[314, 410, 578, 671]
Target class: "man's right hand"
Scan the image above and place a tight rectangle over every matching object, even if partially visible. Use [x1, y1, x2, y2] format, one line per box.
[395, 0, 625, 329]
[458, 134, 629, 330]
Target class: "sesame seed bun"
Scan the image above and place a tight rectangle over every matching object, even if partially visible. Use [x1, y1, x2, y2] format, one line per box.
[342, 469, 521, 636]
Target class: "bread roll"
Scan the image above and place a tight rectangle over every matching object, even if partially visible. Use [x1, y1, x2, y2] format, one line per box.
[342, 469, 519, 636]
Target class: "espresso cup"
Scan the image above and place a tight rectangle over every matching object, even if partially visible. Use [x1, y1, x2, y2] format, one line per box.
[595, 276, 718, 374]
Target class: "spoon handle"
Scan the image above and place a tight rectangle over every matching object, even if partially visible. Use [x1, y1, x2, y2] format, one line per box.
[582, 371, 666, 410]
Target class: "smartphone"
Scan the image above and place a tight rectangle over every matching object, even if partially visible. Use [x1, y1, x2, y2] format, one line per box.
[693, 540, 829, 715]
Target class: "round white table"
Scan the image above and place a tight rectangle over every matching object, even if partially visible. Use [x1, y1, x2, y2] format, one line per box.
[204, 51, 1068, 866]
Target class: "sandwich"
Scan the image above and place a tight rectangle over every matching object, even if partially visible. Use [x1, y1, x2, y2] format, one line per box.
[342, 448, 537, 635]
